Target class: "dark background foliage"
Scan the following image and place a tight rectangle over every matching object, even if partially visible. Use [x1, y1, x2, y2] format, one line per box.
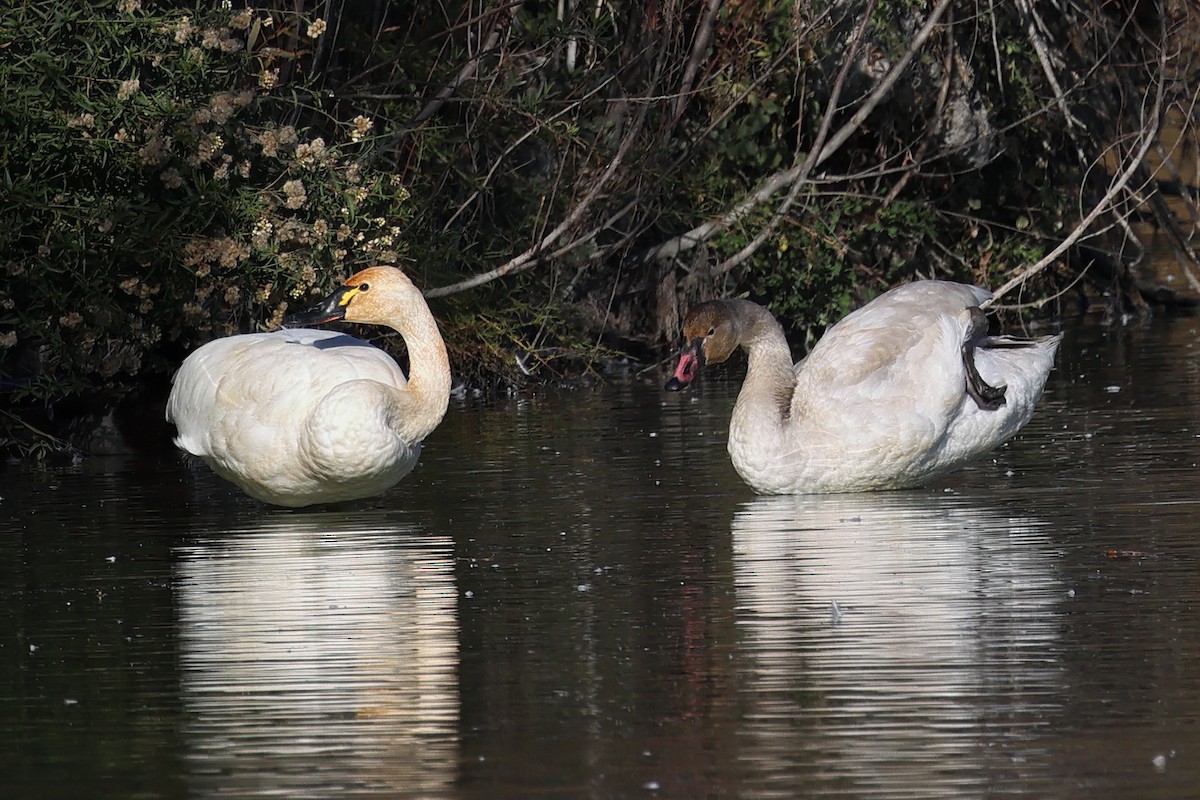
[2, 0, 1197, 454]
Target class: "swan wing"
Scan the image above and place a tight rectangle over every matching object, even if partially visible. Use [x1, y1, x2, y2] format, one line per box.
[167, 329, 406, 460]
[794, 281, 987, 414]
[787, 282, 1058, 486]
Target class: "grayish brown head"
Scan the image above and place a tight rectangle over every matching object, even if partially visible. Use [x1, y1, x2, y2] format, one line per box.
[664, 300, 742, 391]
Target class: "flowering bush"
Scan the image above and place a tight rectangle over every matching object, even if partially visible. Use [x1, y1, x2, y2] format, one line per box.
[0, 0, 412, 407]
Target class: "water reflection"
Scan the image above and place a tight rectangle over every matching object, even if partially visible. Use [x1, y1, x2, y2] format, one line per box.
[174, 517, 458, 798]
[731, 492, 1064, 799]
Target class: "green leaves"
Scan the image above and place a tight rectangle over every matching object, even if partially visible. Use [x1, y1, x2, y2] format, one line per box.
[0, 1, 414, 425]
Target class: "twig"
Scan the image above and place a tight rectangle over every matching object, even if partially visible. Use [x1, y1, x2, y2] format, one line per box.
[0, 408, 80, 454]
[441, 76, 617, 232]
[988, 262, 1092, 312]
[812, 0, 954, 167]
[878, 35, 954, 210]
[1144, 179, 1200, 293]
[425, 101, 649, 298]
[413, 15, 509, 129]
[670, 0, 725, 123]
[373, 4, 516, 160]
[1015, 0, 1083, 130]
[712, 0, 879, 274]
[985, 46, 1167, 305]
[987, 0, 1004, 94]
[642, 0, 954, 265]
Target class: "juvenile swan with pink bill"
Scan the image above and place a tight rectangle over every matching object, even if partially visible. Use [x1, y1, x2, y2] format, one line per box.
[665, 280, 1061, 494]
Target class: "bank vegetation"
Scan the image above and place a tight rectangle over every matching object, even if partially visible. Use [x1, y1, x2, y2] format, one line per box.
[2, 0, 1198, 454]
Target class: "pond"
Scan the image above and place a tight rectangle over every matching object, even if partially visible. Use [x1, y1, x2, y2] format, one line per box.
[3, 312, 1200, 799]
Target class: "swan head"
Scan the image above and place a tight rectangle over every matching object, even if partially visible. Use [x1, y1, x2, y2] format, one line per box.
[283, 266, 417, 327]
[664, 301, 740, 391]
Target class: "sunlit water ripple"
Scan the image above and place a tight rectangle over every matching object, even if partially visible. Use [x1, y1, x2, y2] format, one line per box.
[176, 518, 458, 798]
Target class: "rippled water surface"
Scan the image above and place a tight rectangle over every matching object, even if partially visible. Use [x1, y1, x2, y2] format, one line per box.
[4, 316, 1200, 799]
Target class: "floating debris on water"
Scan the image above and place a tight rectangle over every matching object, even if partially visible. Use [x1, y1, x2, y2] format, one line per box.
[830, 599, 844, 623]
[1104, 549, 1149, 559]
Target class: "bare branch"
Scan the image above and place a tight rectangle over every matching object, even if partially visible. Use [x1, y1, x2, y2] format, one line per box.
[811, 0, 954, 167]
[425, 101, 648, 298]
[375, 3, 517, 159]
[879, 36, 955, 209]
[641, 0, 954, 266]
[1015, 0, 1083, 130]
[669, 0, 725, 123]
[985, 44, 1168, 306]
[440, 76, 618, 233]
[413, 16, 511, 129]
[712, 0, 879, 274]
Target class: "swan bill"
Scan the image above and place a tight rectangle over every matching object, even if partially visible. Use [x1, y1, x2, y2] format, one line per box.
[665, 341, 704, 391]
[283, 286, 352, 326]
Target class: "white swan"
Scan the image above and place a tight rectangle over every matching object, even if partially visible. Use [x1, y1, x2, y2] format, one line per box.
[665, 280, 1061, 493]
[166, 266, 451, 507]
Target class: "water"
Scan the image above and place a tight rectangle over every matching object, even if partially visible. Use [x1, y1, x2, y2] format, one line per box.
[3, 314, 1200, 799]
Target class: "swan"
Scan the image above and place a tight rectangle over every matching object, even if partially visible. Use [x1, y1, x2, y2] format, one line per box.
[664, 280, 1061, 493]
[166, 265, 451, 507]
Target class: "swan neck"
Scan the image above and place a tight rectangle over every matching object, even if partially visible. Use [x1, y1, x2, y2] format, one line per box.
[722, 304, 800, 491]
[733, 305, 796, 427]
[389, 298, 452, 443]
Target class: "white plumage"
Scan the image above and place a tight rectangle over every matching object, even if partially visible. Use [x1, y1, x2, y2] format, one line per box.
[166, 266, 451, 507]
[666, 280, 1061, 493]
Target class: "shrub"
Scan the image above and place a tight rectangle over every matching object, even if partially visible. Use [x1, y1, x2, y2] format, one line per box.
[0, 0, 412, 428]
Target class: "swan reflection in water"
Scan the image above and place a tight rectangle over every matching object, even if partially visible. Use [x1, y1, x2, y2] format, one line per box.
[731, 492, 1063, 799]
[175, 517, 458, 798]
